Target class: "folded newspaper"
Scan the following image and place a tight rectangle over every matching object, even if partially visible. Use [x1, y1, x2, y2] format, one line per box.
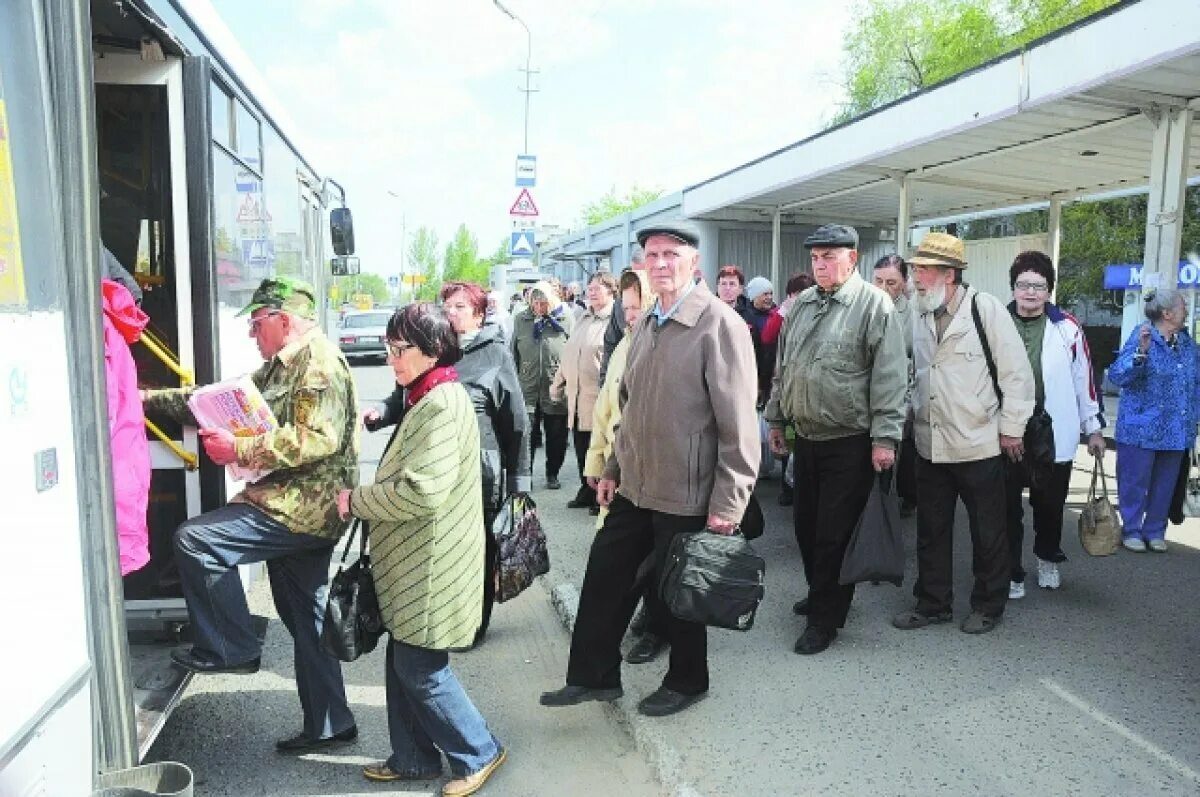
[187, 375, 278, 483]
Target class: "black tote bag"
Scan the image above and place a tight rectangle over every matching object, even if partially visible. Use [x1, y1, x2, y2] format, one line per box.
[838, 470, 905, 587]
[320, 520, 385, 662]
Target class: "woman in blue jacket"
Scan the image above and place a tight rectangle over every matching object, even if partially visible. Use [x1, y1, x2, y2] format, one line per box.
[1107, 288, 1200, 552]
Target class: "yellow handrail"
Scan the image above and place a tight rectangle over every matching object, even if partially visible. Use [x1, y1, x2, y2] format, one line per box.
[144, 417, 198, 470]
[139, 330, 195, 386]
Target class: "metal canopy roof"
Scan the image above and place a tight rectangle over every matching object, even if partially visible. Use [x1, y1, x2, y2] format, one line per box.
[682, 0, 1200, 227]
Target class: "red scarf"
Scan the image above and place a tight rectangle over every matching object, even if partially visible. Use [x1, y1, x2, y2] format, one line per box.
[405, 365, 458, 408]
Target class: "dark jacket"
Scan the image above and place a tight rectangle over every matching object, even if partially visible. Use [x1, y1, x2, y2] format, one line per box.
[511, 304, 574, 414]
[370, 323, 531, 510]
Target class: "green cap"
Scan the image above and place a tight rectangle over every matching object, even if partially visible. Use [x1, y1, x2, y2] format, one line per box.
[238, 276, 317, 320]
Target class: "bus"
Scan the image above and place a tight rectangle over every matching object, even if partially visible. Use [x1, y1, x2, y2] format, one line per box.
[0, 1, 356, 793]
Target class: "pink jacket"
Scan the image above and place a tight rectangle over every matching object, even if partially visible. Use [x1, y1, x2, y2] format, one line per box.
[102, 279, 151, 576]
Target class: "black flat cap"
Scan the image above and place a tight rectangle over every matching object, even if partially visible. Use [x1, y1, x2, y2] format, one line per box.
[803, 224, 859, 249]
[636, 221, 701, 248]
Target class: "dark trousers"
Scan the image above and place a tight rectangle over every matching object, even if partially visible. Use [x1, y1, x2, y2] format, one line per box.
[566, 494, 709, 695]
[913, 454, 1009, 617]
[896, 420, 918, 506]
[572, 428, 597, 502]
[530, 404, 568, 478]
[1005, 460, 1072, 582]
[479, 507, 500, 636]
[792, 434, 874, 630]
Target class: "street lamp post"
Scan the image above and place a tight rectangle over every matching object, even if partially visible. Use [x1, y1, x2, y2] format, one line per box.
[492, 0, 534, 155]
[386, 190, 407, 300]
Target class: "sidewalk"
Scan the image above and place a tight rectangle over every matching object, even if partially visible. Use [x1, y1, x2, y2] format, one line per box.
[535, 446, 1200, 796]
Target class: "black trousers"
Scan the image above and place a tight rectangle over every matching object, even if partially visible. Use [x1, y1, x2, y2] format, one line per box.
[572, 428, 596, 502]
[565, 494, 709, 696]
[530, 404, 568, 478]
[479, 506, 500, 635]
[792, 434, 874, 630]
[913, 454, 1009, 617]
[1005, 460, 1072, 582]
[896, 419, 918, 506]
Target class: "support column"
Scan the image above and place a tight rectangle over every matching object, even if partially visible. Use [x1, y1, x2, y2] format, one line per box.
[895, 176, 911, 258]
[770, 208, 782, 290]
[622, 213, 632, 269]
[1047, 197, 1062, 302]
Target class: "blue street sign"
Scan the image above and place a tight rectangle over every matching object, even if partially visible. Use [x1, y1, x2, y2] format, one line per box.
[510, 230, 535, 257]
[1103, 261, 1195, 290]
[515, 155, 536, 187]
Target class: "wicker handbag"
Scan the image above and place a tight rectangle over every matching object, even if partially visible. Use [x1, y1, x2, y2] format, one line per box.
[1078, 457, 1121, 556]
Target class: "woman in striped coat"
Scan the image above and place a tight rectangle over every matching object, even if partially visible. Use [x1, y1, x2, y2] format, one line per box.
[337, 303, 506, 797]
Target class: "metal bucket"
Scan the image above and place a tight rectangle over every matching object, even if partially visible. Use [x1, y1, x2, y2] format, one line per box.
[94, 761, 193, 797]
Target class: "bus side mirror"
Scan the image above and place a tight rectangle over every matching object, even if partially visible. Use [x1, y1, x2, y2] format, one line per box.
[331, 256, 360, 276]
[331, 207, 355, 256]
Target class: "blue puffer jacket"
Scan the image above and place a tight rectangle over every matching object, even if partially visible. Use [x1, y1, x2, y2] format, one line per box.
[1107, 324, 1200, 451]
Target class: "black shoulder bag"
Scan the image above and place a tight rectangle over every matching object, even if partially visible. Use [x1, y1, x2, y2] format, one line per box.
[319, 519, 385, 662]
[970, 295, 1055, 486]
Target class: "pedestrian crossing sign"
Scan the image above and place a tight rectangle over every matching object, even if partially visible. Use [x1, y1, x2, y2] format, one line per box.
[510, 230, 535, 257]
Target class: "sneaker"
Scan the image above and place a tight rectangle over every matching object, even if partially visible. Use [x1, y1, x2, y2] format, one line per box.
[1008, 580, 1025, 600]
[1122, 536, 1146, 552]
[1147, 538, 1168, 553]
[1036, 559, 1061, 589]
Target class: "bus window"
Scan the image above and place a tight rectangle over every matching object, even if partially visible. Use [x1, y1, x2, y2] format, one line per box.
[210, 81, 232, 150]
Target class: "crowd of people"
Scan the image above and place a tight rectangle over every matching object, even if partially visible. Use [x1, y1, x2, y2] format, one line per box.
[137, 217, 1199, 793]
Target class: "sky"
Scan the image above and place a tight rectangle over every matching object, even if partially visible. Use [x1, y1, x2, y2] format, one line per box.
[207, 0, 856, 277]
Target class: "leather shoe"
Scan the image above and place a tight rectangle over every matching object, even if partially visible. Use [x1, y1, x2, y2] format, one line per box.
[276, 725, 358, 753]
[539, 684, 623, 707]
[792, 597, 809, 616]
[793, 625, 837, 655]
[170, 647, 259, 674]
[546, 476, 562, 490]
[624, 633, 667, 664]
[778, 488, 793, 506]
[636, 686, 707, 717]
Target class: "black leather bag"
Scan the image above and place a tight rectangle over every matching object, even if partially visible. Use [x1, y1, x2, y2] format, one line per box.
[660, 531, 765, 631]
[839, 470, 904, 587]
[319, 520, 385, 662]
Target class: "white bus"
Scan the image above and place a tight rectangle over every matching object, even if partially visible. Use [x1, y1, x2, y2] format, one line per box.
[0, 1, 356, 793]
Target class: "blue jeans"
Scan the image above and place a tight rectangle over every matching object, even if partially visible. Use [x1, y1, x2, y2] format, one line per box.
[384, 639, 501, 777]
[1115, 444, 1185, 542]
[174, 503, 354, 739]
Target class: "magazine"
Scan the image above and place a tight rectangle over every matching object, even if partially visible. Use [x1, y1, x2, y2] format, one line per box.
[187, 375, 278, 483]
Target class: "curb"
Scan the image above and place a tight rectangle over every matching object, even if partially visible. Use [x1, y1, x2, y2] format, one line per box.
[546, 581, 705, 797]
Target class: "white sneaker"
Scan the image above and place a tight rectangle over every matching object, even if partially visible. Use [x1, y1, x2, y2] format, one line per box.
[1036, 559, 1061, 590]
[1009, 580, 1025, 600]
[1147, 538, 1168, 553]
[1122, 537, 1147, 552]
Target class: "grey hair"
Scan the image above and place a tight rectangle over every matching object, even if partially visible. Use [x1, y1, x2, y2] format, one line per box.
[1144, 287, 1185, 321]
[629, 243, 645, 265]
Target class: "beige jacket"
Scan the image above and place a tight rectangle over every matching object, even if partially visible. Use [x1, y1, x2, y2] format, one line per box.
[912, 286, 1035, 463]
[602, 282, 760, 521]
[764, 272, 907, 447]
[550, 305, 612, 431]
[584, 334, 630, 529]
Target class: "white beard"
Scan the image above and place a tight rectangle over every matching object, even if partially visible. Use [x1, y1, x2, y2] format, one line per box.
[916, 282, 947, 314]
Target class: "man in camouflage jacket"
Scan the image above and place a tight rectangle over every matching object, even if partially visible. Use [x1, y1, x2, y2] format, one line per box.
[142, 277, 360, 753]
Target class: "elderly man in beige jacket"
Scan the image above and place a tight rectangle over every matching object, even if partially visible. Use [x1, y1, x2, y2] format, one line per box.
[892, 232, 1034, 635]
[540, 220, 759, 718]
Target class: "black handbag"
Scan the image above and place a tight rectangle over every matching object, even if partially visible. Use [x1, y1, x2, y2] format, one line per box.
[319, 520, 385, 662]
[839, 470, 904, 587]
[494, 494, 550, 603]
[660, 530, 765, 631]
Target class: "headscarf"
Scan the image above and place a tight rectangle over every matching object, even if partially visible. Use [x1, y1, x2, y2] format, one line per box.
[528, 279, 568, 340]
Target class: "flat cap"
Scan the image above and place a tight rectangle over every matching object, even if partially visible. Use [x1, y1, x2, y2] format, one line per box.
[635, 221, 701, 248]
[803, 224, 859, 250]
[910, 231, 967, 269]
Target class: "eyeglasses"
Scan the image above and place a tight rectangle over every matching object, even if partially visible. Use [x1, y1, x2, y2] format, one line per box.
[1014, 281, 1049, 293]
[248, 311, 281, 334]
[386, 341, 416, 358]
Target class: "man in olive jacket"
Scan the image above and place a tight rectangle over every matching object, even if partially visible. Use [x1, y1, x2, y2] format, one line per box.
[765, 224, 907, 655]
[541, 221, 759, 718]
[142, 277, 358, 753]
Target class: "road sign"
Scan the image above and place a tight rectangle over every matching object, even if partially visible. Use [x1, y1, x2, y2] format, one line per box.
[515, 155, 536, 187]
[387, 274, 400, 289]
[511, 217, 535, 231]
[509, 188, 539, 217]
[510, 230, 535, 257]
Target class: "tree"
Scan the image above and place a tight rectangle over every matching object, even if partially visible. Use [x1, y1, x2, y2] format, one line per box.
[408, 226, 441, 301]
[580, 185, 663, 226]
[442, 224, 490, 286]
[333, 272, 389, 304]
[833, 0, 1118, 124]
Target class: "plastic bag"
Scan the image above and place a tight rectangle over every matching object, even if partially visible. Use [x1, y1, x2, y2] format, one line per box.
[838, 471, 904, 587]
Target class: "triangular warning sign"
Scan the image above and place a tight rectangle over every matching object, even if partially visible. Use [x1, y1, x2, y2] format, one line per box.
[509, 188, 539, 217]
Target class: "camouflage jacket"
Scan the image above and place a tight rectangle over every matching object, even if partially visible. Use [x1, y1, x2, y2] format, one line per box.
[144, 327, 360, 539]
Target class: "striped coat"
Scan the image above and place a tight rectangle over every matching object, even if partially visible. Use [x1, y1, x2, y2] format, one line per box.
[348, 382, 485, 650]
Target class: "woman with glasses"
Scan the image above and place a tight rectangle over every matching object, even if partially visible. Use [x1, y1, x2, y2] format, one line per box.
[337, 304, 506, 795]
[1003, 252, 1105, 597]
[1108, 287, 1200, 553]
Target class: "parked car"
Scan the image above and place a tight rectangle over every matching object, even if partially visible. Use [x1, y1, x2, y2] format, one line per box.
[337, 309, 392, 362]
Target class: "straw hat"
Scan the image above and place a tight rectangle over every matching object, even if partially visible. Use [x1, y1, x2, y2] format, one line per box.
[910, 232, 967, 269]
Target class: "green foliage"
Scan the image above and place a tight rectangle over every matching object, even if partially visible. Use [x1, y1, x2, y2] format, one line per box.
[333, 272, 389, 304]
[581, 185, 663, 226]
[443, 224, 490, 286]
[834, 0, 1119, 124]
[408, 226, 441, 301]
